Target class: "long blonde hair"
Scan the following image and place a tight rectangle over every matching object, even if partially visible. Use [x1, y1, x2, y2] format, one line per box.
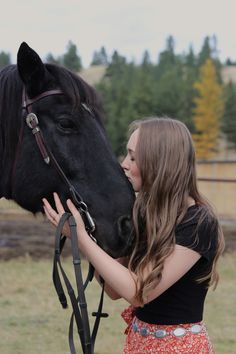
[128, 117, 225, 305]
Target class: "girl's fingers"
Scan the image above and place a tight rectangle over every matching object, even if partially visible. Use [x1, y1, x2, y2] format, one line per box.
[53, 192, 65, 215]
[42, 198, 60, 224]
[66, 199, 81, 217]
[43, 205, 58, 227]
[43, 195, 86, 234]
[66, 199, 85, 228]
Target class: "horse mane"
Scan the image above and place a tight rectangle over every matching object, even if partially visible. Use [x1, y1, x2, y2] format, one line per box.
[0, 65, 23, 183]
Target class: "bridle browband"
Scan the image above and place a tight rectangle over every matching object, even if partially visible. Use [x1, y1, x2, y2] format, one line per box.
[21, 87, 108, 354]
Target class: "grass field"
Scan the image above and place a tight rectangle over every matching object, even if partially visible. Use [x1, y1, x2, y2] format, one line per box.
[0, 253, 235, 354]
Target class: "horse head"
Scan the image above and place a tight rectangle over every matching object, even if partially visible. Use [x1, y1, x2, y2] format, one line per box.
[0, 42, 135, 257]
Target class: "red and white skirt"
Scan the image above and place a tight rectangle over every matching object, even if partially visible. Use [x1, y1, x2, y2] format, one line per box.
[121, 306, 216, 354]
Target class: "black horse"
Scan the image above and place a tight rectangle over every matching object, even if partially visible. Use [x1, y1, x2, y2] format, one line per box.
[0, 42, 135, 258]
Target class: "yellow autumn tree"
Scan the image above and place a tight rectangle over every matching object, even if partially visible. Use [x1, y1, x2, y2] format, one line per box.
[193, 58, 224, 159]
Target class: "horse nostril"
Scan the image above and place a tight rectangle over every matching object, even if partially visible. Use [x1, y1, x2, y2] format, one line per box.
[117, 215, 132, 237]
[117, 215, 134, 256]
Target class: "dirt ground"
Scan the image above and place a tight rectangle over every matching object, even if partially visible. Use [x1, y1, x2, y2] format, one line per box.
[0, 211, 73, 260]
[0, 210, 236, 260]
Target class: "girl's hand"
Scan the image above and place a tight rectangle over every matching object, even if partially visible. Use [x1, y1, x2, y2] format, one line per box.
[66, 198, 87, 234]
[42, 193, 70, 237]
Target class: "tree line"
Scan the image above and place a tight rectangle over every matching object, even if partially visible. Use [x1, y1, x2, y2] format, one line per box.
[1, 36, 236, 159]
[95, 36, 236, 159]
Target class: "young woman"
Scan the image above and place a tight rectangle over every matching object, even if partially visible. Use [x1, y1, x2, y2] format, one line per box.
[43, 117, 224, 353]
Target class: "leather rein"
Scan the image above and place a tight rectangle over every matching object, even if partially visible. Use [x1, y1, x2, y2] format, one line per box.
[22, 87, 108, 354]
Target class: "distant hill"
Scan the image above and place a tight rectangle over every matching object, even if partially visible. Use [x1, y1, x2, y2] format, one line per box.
[79, 65, 107, 86]
[221, 66, 236, 84]
[79, 65, 236, 86]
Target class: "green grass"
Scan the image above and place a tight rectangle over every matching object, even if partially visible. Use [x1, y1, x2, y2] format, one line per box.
[0, 253, 235, 354]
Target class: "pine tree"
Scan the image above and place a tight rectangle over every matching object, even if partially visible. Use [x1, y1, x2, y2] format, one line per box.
[222, 81, 236, 148]
[155, 35, 176, 79]
[153, 37, 186, 120]
[0, 51, 11, 69]
[96, 51, 131, 155]
[197, 36, 212, 67]
[45, 53, 61, 65]
[179, 46, 198, 131]
[193, 58, 224, 159]
[62, 41, 82, 72]
[91, 46, 108, 66]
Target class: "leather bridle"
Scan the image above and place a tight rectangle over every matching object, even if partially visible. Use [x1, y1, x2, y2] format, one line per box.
[21, 87, 108, 354]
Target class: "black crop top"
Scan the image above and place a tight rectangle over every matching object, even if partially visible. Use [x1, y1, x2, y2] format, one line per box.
[135, 205, 218, 325]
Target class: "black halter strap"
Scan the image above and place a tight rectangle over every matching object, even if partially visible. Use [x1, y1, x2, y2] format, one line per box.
[22, 87, 108, 354]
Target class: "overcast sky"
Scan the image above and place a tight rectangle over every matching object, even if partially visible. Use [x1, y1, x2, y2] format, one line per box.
[1, 0, 235, 67]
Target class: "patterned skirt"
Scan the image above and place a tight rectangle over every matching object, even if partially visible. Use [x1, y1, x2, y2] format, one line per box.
[121, 306, 216, 354]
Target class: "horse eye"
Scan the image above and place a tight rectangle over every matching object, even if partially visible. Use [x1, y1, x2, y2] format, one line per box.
[58, 118, 76, 132]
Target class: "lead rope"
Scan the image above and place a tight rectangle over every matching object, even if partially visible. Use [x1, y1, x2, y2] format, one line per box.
[53, 212, 108, 354]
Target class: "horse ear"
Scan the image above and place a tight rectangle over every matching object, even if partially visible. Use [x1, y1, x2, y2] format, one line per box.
[17, 42, 49, 97]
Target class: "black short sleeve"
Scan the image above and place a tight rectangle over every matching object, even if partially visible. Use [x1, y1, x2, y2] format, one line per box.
[175, 206, 218, 262]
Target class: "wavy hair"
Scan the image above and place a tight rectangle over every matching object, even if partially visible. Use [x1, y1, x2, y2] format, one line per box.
[128, 117, 225, 305]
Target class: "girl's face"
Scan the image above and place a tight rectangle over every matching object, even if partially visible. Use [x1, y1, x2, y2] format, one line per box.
[121, 129, 142, 192]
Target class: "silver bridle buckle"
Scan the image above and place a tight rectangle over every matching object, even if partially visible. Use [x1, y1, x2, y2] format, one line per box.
[26, 113, 39, 129]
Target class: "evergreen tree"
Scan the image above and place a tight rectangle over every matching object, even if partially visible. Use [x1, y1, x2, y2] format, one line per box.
[45, 53, 61, 65]
[222, 81, 236, 148]
[197, 36, 222, 81]
[62, 41, 82, 72]
[193, 58, 224, 159]
[91, 46, 108, 66]
[126, 65, 156, 121]
[197, 36, 212, 67]
[179, 46, 198, 131]
[106, 50, 126, 77]
[153, 65, 185, 119]
[155, 35, 176, 79]
[152, 37, 186, 121]
[96, 52, 131, 155]
[141, 50, 152, 67]
[0, 51, 11, 69]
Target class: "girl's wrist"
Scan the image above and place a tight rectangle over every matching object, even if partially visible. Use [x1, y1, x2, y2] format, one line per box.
[77, 228, 91, 248]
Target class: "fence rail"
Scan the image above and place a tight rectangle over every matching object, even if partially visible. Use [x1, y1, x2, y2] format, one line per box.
[198, 178, 236, 183]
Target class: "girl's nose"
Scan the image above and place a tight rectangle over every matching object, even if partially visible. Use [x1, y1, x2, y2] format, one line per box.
[121, 155, 128, 171]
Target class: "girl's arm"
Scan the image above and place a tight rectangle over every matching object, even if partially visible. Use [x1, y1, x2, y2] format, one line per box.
[43, 194, 201, 306]
[95, 257, 128, 300]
